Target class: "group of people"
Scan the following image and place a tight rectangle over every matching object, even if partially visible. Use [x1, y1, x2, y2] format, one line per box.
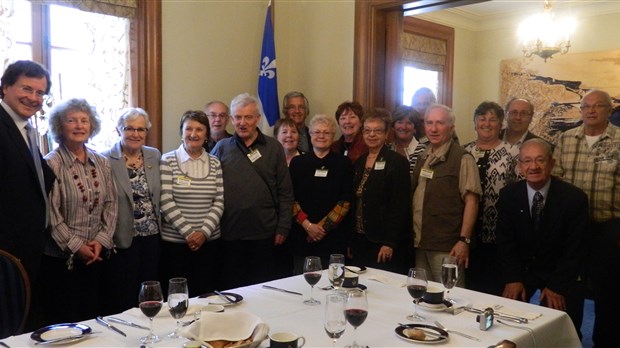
[1, 59, 618, 347]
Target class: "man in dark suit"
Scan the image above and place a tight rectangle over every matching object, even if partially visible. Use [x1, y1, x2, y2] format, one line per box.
[0, 60, 55, 282]
[496, 138, 588, 335]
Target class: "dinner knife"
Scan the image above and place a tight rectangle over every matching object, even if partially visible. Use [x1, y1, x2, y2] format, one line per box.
[34, 332, 96, 345]
[262, 284, 303, 296]
[96, 316, 127, 337]
[107, 316, 149, 330]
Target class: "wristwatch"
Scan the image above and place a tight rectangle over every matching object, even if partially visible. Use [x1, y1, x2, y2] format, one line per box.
[459, 236, 471, 245]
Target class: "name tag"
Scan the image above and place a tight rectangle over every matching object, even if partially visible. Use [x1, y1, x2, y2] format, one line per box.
[247, 149, 262, 162]
[344, 150, 348, 156]
[421, 168, 434, 179]
[315, 168, 329, 177]
[175, 176, 192, 186]
[374, 161, 386, 170]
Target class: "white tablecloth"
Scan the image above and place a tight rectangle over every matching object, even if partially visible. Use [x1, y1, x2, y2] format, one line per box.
[3, 268, 581, 347]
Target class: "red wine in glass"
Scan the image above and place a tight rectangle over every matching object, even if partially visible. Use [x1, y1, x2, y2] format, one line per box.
[138, 280, 163, 344]
[303, 256, 322, 305]
[345, 308, 368, 327]
[344, 288, 367, 348]
[406, 268, 428, 321]
[304, 273, 321, 286]
[140, 301, 163, 318]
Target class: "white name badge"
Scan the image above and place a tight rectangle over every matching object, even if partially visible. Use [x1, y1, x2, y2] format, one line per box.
[344, 150, 349, 156]
[420, 168, 434, 179]
[315, 168, 329, 177]
[374, 161, 386, 170]
[247, 149, 262, 162]
[176, 176, 192, 186]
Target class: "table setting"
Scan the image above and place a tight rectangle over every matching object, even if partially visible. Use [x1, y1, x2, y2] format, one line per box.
[2, 262, 581, 347]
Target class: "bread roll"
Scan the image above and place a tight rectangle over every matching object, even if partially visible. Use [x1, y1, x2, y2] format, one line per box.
[403, 328, 426, 340]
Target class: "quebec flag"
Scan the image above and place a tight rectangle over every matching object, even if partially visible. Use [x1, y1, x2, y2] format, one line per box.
[258, 1, 279, 127]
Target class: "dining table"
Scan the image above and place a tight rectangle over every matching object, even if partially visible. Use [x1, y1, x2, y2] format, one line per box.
[3, 267, 582, 347]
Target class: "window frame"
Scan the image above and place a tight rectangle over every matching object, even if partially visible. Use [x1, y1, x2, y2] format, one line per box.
[27, 0, 162, 149]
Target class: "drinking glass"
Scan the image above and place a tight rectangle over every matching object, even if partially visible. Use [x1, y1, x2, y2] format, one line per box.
[303, 256, 323, 305]
[344, 288, 368, 348]
[324, 293, 346, 348]
[167, 277, 189, 338]
[441, 256, 459, 303]
[328, 254, 345, 291]
[138, 280, 164, 344]
[406, 267, 427, 321]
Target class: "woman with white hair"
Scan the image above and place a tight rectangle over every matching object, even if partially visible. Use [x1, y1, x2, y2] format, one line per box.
[40, 98, 118, 323]
[289, 114, 354, 273]
[101, 107, 162, 314]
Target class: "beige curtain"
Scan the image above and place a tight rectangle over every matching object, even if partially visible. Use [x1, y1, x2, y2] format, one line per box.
[30, 0, 137, 18]
[401, 32, 446, 72]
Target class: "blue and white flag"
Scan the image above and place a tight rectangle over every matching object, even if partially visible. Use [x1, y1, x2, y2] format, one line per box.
[258, 1, 279, 126]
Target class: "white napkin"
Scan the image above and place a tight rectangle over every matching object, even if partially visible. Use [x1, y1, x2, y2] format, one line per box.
[486, 305, 543, 320]
[367, 275, 406, 287]
[179, 311, 261, 341]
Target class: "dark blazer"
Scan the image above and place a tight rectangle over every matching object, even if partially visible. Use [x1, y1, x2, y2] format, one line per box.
[0, 105, 55, 281]
[102, 142, 162, 249]
[496, 176, 589, 294]
[353, 146, 411, 248]
[500, 129, 540, 144]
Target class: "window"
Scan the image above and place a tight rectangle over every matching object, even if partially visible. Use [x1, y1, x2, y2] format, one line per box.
[402, 67, 438, 105]
[0, 0, 162, 150]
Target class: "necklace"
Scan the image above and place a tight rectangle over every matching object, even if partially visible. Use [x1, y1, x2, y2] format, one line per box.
[72, 165, 101, 213]
[123, 152, 143, 169]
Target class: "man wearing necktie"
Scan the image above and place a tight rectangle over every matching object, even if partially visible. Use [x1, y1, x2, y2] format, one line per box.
[496, 139, 589, 336]
[0, 60, 55, 283]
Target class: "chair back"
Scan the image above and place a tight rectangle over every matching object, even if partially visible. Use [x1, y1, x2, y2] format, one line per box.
[0, 249, 31, 339]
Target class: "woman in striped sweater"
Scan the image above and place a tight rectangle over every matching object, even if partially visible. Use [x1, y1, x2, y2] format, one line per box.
[160, 110, 224, 296]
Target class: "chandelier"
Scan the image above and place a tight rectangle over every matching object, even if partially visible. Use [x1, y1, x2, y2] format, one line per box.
[518, 0, 576, 62]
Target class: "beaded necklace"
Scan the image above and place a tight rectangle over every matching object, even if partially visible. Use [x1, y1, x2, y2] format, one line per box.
[123, 152, 143, 169]
[72, 165, 101, 213]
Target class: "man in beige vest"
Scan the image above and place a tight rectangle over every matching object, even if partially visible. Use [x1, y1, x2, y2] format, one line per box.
[411, 104, 481, 286]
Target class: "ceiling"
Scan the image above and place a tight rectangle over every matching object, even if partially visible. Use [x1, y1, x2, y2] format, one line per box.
[415, 0, 620, 31]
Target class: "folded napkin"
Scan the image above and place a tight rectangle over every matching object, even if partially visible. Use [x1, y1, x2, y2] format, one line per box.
[179, 311, 269, 348]
[367, 275, 406, 287]
[483, 305, 543, 321]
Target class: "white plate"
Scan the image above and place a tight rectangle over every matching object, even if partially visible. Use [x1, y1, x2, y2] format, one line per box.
[418, 301, 448, 312]
[202, 292, 244, 306]
[31, 323, 92, 344]
[395, 324, 448, 344]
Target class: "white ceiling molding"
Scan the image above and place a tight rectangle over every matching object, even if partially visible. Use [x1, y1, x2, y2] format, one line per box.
[413, 0, 620, 32]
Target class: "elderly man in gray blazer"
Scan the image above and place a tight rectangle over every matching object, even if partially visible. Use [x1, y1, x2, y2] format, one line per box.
[101, 107, 162, 314]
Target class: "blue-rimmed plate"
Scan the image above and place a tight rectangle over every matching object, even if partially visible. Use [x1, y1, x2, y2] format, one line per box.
[395, 323, 449, 344]
[31, 323, 92, 344]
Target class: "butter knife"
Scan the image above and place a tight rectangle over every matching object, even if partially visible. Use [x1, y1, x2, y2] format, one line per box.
[107, 316, 149, 330]
[214, 290, 235, 303]
[96, 316, 127, 337]
[262, 284, 303, 296]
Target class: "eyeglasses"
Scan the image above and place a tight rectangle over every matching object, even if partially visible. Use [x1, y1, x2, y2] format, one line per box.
[19, 85, 47, 100]
[310, 130, 333, 136]
[579, 103, 610, 111]
[363, 128, 386, 135]
[286, 105, 307, 111]
[207, 113, 228, 119]
[519, 157, 548, 166]
[232, 114, 256, 122]
[507, 110, 533, 118]
[123, 126, 148, 134]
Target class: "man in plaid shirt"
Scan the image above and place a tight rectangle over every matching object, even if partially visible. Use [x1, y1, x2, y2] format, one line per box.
[552, 89, 620, 347]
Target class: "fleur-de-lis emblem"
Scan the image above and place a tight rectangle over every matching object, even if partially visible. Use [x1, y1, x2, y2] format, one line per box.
[260, 56, 276, 79]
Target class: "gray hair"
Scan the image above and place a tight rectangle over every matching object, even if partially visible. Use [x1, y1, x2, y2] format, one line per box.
[204, 100, 230, 114]
[230, 93, 260, 116]
[309, 114, 337, 134]
[48, 98, 101, 144]
[520, 138, 553, 159]
[116, 107, 151, 132]
[424, 103, 455, 126]
[581, 89, 612, 106]
[282, 91, 309, 116]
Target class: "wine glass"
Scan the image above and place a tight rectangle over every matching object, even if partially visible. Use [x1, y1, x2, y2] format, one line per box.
[167, 277, 189, 339]
[441, 256, 459, 303]
[324, 293, 346, 348]
[328, 253, 345, 291]
[303, 256, 322, 305]
[138, 280, 164, 344]
[344, 288, 368, 348]
[406, 267, 427, 321]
